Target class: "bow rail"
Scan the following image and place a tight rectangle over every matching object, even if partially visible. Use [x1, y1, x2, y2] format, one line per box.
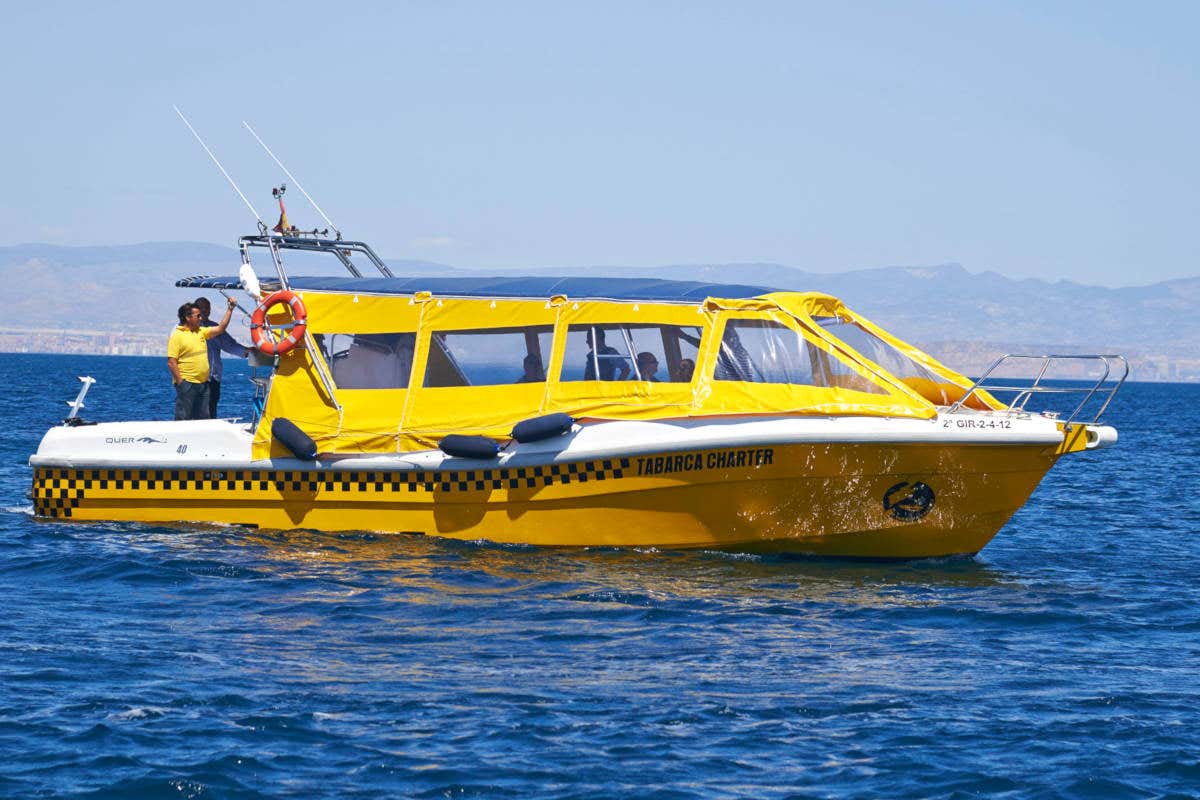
[947, 354, 1128, 429]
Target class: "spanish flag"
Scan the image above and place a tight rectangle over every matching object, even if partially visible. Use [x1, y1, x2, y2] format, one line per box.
[273, 194, 291, 234]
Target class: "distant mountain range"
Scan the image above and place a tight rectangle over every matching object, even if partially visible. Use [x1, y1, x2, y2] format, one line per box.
[2, 242, 1196, 380]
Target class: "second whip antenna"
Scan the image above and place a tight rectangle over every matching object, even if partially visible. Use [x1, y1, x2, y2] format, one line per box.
[243, 121, 341, 240]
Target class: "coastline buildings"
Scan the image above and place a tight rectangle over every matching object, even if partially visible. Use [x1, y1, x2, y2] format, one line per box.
[1, 328, 166, 357]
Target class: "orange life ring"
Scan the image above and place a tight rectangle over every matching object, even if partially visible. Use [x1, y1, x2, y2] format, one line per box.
[250, 290, 308, 356]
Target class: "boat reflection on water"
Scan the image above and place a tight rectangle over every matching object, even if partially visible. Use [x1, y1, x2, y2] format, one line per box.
[220, 525, 1020, 604]
[64, 519, 1026, 693]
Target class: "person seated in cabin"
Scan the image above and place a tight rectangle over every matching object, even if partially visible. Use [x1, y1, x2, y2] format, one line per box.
[672, 357, 696, 383]
[516, 353, 545, 383]
[583, 328, 629, 381]
[635, 351, 661, 381]
[167, 297, 236, 421]
[193, 296, 250, 418]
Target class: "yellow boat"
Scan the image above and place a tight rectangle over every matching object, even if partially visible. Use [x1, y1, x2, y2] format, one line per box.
[29, 233, 1125, 558]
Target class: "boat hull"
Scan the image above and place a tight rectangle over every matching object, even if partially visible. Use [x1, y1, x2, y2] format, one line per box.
[30, 440, 1060, 558]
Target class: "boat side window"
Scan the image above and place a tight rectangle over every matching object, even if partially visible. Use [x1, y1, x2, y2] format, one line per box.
[814, 316, 948, 399]
[424, 326, 555, 388]
[714, 319, 885, 393]
[560, 324, 703, 383]
[319, 333, 416, 390]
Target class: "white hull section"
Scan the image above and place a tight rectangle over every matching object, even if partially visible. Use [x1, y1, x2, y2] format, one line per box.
[30, 412, 1116, 472]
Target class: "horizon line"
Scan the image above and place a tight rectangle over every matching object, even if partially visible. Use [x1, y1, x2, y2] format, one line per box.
[1, 239, 1196, 291]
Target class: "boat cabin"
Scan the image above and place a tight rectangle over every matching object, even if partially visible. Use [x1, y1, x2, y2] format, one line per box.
[183, 257, 997, 459]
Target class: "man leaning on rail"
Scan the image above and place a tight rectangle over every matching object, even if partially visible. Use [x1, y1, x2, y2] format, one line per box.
[166, 297, 236, 421]
[193, 296, 250, 418]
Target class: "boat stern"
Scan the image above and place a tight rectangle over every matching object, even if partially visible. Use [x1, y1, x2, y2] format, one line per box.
[31, 419, 254, 466]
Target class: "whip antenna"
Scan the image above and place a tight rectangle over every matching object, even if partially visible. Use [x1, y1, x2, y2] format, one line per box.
[173, 105, 263, 226]
[243, 120, 341, 239]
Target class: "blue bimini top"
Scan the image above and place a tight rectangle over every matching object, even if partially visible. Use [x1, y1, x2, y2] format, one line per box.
[176, 274, 777, 303]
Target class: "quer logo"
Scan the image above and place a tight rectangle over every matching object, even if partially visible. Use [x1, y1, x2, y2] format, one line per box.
[105, 436, 167, 445]
[883, 481, 935, 521]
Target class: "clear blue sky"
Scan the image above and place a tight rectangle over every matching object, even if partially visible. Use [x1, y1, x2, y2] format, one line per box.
[3, 1, 1197, 286]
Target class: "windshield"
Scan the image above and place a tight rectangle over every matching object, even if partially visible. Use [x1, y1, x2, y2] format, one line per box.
[813, 315, 967, 405]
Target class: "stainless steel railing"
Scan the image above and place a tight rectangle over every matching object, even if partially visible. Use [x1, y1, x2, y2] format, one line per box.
[946, 354, 1129, 429]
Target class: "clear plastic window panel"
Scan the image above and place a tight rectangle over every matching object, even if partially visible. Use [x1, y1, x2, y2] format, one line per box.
[813, 316, 950, 401]
[424, 326, 555, 387]
[714, 319, 885, 393]
[560, 324, 703, 383]
[319, 333, 417, 390]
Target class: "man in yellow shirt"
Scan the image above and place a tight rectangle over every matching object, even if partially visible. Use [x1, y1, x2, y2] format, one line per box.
[167, 297, 236, 420]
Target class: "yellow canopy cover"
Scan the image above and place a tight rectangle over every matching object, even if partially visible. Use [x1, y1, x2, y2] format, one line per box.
[252, 289, 995, 458]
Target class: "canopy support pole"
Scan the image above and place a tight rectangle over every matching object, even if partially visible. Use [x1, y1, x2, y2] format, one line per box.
[304, 331, 343, 420]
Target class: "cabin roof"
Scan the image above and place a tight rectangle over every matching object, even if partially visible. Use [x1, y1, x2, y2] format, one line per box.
[176, 274, 778, 302]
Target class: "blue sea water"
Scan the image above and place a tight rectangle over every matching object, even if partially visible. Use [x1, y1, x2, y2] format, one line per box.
[1, 352, 1198, 799]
